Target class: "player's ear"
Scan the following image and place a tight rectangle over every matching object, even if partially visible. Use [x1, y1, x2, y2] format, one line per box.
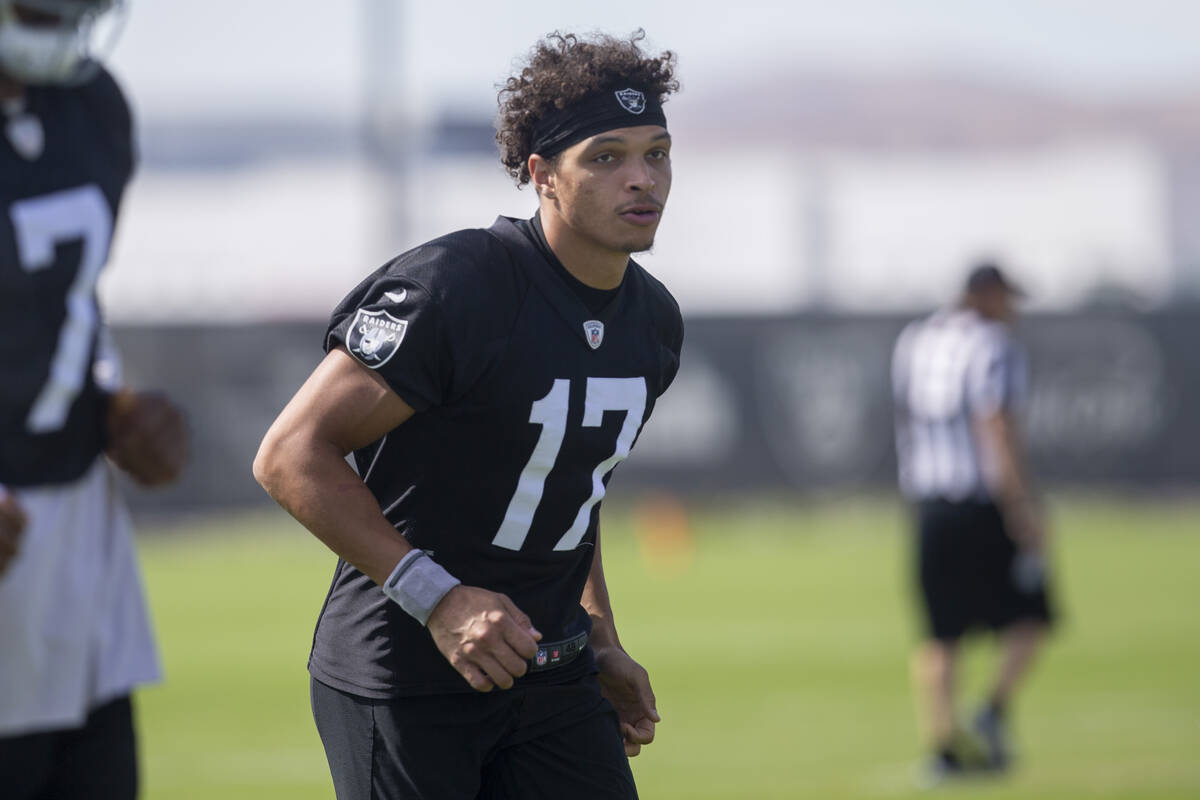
[528, 154, 556, 199]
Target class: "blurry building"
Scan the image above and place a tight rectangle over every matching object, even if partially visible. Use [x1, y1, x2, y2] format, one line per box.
[100, 70, 1200, 510]
[102, 70, 1200, 322]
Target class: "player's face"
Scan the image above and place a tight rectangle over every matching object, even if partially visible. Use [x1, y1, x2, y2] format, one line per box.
[548, 125, 672, 256]
[978, 287, 1017, 321]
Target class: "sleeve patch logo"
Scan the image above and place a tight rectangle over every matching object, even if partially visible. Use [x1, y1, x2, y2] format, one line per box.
[347, 308, 408, 369]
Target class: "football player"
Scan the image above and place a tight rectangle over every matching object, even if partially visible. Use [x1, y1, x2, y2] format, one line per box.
[255, 30, 682, 800]
[0, 2, 187, 798]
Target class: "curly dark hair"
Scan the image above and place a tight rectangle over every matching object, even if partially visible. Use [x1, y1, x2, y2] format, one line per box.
[496, 30, 679, 186]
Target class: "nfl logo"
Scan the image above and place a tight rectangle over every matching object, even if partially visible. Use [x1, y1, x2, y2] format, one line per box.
[583, 320, 605, 350]
[535, 649, 547, 667]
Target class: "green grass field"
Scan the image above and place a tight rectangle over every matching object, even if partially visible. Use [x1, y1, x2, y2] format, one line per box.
[134, 496, 1200, 799]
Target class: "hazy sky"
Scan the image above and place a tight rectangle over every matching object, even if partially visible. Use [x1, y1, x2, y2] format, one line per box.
[109, 0, 1200, 121]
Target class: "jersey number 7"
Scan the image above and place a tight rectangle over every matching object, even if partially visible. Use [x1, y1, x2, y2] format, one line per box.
[492, 377, 647, 552]
[10, 185, 114, 434]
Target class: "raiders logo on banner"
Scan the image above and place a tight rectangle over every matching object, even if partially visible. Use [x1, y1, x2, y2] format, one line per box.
[347, 308, 408, 368]
[583, 320, 605, 350]
[614, 88, 646, 115]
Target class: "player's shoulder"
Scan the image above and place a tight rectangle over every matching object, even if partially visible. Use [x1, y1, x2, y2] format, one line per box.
[333, 225, 521, 331]
[628, 259, 684, 352]
[970, 311, 1013, 345]
[55, 64, 135, 172]
[898, 314, 930, 341]
[631, 260, 681, 321]
[896, 309, 943, 351]
[74, 65, 132, 139]
[385, 227, 513, 292]
[951, 311, 1016, 368]
[893, 318, 921, 359]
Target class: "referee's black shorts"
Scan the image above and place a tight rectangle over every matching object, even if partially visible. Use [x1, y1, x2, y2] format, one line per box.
[311, 673, 637, 800]
[914, 498, 1055, 642]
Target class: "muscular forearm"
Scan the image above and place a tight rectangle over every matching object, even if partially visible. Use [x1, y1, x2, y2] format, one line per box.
[254, 431, 411, 586]
[254, 348, 420, 585]
[581, 526, 659, 755]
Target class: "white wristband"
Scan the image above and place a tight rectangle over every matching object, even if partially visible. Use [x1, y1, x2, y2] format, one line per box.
[381, 549, 461, 626]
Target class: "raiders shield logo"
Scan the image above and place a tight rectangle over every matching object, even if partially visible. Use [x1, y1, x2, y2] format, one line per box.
[347, 308, 408, 368]
[614, 88, 646, 115]
[583, 320, 605, 350]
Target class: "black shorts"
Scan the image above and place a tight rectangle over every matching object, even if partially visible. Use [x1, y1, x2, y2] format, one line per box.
[0, 695, 137, 800]
[311, 675, 637, 800]
[915, 499, 1055, 642]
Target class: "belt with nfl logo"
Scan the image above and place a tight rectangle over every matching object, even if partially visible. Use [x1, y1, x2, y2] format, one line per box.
[527, 631, 588, 673]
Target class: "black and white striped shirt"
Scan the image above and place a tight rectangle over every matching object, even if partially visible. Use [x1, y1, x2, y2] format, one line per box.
[892, 308, 1028, 502]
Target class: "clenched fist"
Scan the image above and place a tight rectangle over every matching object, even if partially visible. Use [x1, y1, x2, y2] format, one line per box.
[106, 389, 188, 487]
[426, 586, 542, 692]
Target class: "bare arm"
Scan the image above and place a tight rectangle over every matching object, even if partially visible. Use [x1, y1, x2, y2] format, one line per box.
[581, 531, 621, 652]
[581, 530, 660, 756]
[976, 410, 1044, 551]
[253, 347, 540, 690]
[0, 488, 26, 578]
[253, 347, 416, 583]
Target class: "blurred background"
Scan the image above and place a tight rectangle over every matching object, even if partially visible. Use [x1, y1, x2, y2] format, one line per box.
[97, 1, 1200, 798]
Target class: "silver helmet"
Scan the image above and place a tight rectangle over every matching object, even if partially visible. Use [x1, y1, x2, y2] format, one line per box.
[0, 0, 128, 85]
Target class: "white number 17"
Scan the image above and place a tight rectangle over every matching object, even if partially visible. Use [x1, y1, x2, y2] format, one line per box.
[491, 377, 647, 552]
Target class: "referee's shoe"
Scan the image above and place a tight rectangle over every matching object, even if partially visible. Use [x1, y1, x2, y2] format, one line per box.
[922, 723, 1004, 787]
[973, 705, 1012, 771]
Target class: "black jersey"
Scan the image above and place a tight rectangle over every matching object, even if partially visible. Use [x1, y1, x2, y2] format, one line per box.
[309, 215, 683, 698]
[0, 68, 134, 487]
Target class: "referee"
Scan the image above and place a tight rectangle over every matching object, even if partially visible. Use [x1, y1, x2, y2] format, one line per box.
[891, 263, 1054, 780]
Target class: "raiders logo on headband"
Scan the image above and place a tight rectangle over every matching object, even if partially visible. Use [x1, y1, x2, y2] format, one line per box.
[614, 88, 646, 115]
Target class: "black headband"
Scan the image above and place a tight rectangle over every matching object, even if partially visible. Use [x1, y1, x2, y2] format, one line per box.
[531, 87, 667, 158]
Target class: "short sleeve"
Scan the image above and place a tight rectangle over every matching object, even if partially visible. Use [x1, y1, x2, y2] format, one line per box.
[80, 66, 135, 179]
[324, 234, 506, 411]
[326, 269, 447, 412]
[659, 312, 684, 395]
[965, 328, 1026, 416]
[642, 267, 684, 397]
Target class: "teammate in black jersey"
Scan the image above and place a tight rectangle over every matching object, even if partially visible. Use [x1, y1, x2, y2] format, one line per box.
[0, 3, 186, 799]
[256, 31, 682, 799]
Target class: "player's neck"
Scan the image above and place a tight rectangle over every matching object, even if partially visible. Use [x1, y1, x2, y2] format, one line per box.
[538, 207, 628, 291]
[0, 75, 23, 103]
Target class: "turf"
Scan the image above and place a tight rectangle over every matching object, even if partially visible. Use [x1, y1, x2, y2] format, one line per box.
[134, 496, 1200, 799]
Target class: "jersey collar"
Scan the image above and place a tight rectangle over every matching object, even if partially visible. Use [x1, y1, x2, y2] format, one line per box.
[487, 215, 639, 350]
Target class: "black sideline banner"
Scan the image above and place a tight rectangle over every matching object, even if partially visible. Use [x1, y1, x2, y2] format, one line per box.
[112, 311, 1200, 513]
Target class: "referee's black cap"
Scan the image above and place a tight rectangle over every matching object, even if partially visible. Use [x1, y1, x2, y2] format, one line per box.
[965, 262, 1026, 297]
